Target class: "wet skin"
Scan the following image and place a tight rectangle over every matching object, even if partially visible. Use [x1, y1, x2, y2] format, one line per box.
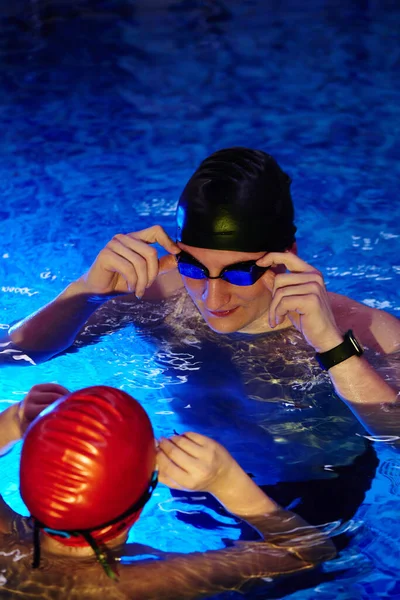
[178, 243, 292, 335]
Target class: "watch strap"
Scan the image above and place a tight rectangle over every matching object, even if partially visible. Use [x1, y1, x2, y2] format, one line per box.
[315, 330, 364, 370]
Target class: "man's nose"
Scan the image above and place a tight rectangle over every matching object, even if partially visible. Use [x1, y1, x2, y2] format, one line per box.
[202, 278, 231, 310]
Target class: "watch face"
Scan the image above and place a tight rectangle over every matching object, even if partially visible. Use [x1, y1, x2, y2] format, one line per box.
[348, 331, 363, 355]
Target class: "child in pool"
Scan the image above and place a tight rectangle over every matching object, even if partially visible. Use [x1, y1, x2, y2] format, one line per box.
[0, 383, 335, 599]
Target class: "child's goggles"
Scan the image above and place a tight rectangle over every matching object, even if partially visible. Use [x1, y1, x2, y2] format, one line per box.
[30, 471, 158, 581]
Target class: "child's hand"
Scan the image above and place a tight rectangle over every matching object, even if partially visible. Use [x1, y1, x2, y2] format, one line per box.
[158, 432, 279, 517]
[157, 432, 238, 495]
[19, 383, 69, 435]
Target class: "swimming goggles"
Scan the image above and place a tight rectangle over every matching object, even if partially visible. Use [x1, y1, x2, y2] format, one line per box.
[30, 471, 158, 581]
[176, 250, 270, 286]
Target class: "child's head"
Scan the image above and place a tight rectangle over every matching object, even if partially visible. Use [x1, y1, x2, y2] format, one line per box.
[20, 386, 156, 568]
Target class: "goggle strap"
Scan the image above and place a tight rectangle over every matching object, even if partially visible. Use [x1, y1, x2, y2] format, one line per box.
[31, 523, 119, 581]
[32, 519, 41, 569]
[82, 531, 119, 581]
[29, 472, 158, 579]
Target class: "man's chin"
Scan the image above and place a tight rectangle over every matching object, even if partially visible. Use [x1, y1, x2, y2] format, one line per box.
[202, 313, 245, 334]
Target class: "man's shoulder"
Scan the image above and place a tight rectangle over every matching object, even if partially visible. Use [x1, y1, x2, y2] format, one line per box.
[328, 292, 400, 354]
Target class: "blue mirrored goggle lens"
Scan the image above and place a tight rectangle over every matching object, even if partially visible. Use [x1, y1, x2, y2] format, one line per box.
[177, 261, 266, 286]
[221, 270, 256, 285]
[222, 264, 268, 285]
[177, 262, 207, 279]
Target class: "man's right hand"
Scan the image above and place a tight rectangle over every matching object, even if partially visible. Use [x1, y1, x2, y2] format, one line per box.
[78, 225, 181, 299]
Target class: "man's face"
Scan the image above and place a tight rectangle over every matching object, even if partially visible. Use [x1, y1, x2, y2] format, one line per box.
[177, 243, 275, 334]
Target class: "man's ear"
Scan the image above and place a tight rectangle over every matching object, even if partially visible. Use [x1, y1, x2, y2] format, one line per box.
[288, 241, 298, 255]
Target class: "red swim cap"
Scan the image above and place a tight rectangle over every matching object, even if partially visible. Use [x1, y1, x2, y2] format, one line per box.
[20, 386, 155, 547]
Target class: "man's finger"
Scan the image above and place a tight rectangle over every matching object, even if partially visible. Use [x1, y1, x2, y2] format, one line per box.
[108, 234, 159, 288]
[271, 293, 322, 328]
[131, 225, 180, 255]
[269, 284, 323, 326]
[108, 237, 150, 292]
[256, 252, 318, 274]
[272, 272, 325, 296]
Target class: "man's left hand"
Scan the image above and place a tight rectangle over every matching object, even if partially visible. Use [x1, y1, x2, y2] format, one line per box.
[257, 252, 343, 352]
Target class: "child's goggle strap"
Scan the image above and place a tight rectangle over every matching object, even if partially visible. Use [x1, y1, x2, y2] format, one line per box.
[31, 471, 158, 580]
[176, 250, 270, 286]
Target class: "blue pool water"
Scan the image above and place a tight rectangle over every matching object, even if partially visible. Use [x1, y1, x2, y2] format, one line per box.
[0, 1, 399, 598]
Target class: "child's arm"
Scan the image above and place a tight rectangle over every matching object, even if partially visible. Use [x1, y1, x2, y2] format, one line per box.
[119, 526, 334, 600]
[0, 403, 22, 456]
[157, 433, 336, 567]
[0, 408, 20, 532]
[0, 383, 70, 533]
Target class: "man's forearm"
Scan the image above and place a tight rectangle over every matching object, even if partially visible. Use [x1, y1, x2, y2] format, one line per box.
[4, 281, 108, 362]
[329, 355, 399, 437]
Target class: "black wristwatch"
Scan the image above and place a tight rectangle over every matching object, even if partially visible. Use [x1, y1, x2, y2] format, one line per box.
[315, 330, 364, 370]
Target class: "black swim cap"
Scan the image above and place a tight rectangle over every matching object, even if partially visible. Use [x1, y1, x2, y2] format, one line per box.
[176, 147, 296, 252]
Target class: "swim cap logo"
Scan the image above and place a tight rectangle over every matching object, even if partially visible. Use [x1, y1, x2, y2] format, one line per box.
[211, 205, 238, 236]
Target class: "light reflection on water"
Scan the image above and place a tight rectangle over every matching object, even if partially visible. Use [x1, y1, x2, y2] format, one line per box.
[0, 294, 399, 599]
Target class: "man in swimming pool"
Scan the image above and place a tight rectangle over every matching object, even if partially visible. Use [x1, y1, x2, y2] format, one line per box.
[0, 383, 334, 599]
[2, 147, 399, 439]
